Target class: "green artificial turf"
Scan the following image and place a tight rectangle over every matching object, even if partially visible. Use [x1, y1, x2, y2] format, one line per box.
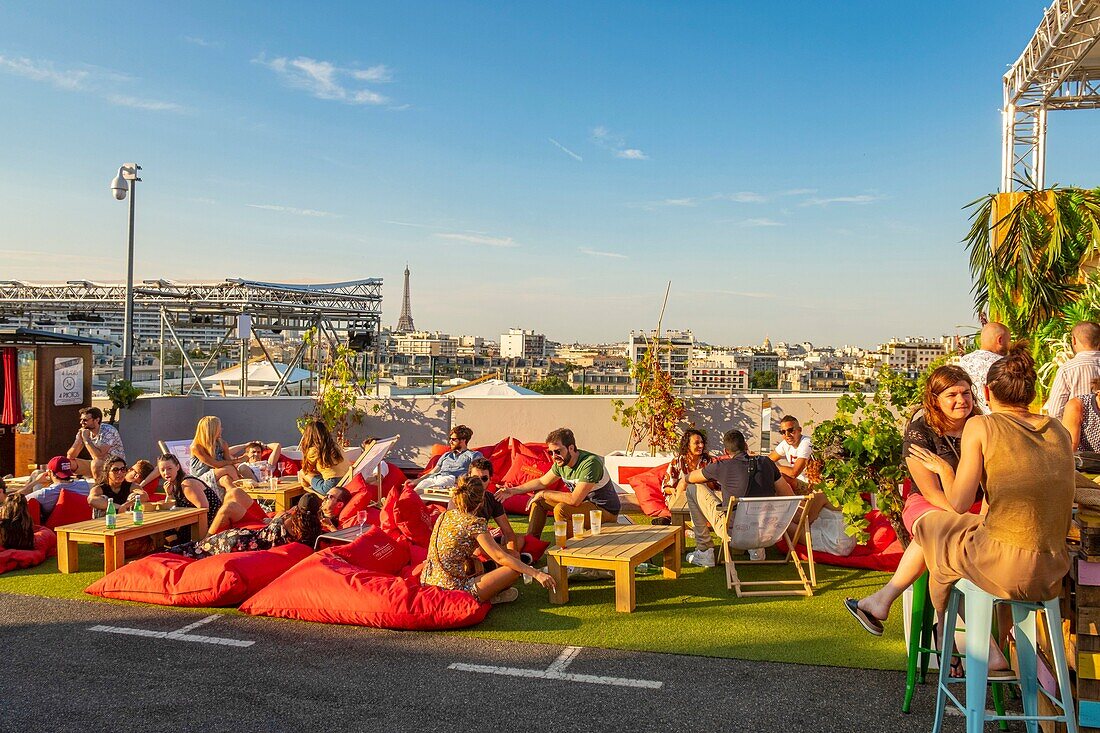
[0, 521, 908, 670]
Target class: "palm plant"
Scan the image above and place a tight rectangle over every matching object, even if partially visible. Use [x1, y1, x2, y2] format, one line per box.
[964, 186, 1100, 337]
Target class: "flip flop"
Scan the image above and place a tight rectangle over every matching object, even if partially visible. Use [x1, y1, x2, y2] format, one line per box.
[988, 668, 1018, 682]
[844, 597, 884, 636]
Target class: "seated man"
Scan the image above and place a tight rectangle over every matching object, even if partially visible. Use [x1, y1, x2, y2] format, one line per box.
[16, 456, 92, 519]
[66, 406, 126, 483]
[409, 424, 483, 494]
[236, 441, 282, 483]
[685, 429, 790, 567]
[459, 458, 527, 563]
[497, 427, 620, 538]
[769, 415, 813, 492]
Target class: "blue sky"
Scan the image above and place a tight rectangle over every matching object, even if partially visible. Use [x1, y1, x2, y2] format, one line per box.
[1, 1, 1096, 347]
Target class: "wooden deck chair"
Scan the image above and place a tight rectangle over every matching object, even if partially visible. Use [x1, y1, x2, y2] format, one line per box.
[720, 494, 816, 597]
[336, 435, 400, 506]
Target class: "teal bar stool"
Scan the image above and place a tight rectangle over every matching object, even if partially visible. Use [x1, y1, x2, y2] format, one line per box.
[905, 573, 1008, 729]
[932, 578, 1077, 733]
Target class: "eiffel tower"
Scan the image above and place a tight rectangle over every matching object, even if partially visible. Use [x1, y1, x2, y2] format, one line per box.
[396, 264, 415, 332]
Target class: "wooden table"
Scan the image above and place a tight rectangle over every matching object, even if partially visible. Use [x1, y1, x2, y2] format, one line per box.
[55, 507, 207, 574]
[242, 478, 308, 512]
[546, 524, 683, 613]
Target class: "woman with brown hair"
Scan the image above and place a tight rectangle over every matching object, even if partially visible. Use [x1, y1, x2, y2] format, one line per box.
[0, 493, 36, 551]
[155, 453, 222, 528]
[169, 493, 324, 559]
[298, 420, 350, 496]
[422, 475, 555, 604]
[848, 349, 1074, 677]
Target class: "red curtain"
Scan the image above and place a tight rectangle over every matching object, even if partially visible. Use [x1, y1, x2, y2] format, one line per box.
[0, 347, 21, 425]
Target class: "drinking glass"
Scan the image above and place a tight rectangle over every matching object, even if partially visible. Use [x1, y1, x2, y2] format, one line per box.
[571, 514, 585, 538]
[589, 509, 602, 535]
[554, 520, 567, 548]
[357, 509, 369, 535]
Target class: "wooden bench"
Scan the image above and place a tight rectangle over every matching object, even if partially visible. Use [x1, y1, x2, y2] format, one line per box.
[546, 524, 683, 613]
[55, 507, 207, 574]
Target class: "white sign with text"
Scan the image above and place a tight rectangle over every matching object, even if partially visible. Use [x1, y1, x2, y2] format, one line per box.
[54, 357, 83, 406]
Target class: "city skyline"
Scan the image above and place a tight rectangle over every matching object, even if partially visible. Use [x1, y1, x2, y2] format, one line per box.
[1, 2, 1098, 346]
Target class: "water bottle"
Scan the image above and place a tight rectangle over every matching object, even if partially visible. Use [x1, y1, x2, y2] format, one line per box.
[105, 498, 117, 529]
[635, 562, 651, 576]
[132, 496, 144, 526]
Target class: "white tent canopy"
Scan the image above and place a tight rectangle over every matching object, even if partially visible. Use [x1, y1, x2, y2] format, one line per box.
[201, 361, 315, 385]
[443, 378, 538, 396]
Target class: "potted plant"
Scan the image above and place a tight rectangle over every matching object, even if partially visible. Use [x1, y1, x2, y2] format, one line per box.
[297, 336, 365, 445]
[105, 379, 143, 425]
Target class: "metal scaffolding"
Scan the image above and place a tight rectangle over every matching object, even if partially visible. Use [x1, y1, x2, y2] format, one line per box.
[0, 278, 382, 396]
[1002, 0, 1100, 191]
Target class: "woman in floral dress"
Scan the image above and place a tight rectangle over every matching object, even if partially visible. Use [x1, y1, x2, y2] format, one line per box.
[168, 493, 323, 559]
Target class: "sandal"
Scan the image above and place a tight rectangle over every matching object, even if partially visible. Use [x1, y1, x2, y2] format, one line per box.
[844, 598, 884, 636]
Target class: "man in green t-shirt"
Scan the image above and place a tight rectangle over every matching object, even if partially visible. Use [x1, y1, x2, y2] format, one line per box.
[497, 427, 621, 538]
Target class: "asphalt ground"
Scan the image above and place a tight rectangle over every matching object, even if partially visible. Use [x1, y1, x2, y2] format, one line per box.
[0, 592, 962, 733]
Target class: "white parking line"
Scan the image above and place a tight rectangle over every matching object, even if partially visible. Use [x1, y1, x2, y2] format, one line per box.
[448, 645, 663, 689]
[88, 614, 254, 648]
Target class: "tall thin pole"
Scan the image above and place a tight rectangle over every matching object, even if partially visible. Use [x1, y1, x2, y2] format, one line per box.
[123, 179, 137, 382]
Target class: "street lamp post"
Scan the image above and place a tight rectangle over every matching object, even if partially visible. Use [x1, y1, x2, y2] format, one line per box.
[111, 163, 142, 382]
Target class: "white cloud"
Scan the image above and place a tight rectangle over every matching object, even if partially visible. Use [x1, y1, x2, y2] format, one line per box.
[106, 94, 182, 112]
[591, 125, 647, 160]
[708, 289, 775, 299]
[246, 204, 338, 217]
[715, 191, 767, 203]
[739, 218, 784, 227]
[548, 138, 583, 161]
[435, 232, 519, 247]
[662, 198, 697, 207]
[0, 55, 89, 90]
[182, 35, 222, 48]
[781, 188, 817, 196]
[254, 54, 391, 105]
[579, 247, 627, 259]
[802, 194, 883, 206]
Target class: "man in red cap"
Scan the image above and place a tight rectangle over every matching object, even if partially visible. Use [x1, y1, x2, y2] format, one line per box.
[14, 456, 91, 518]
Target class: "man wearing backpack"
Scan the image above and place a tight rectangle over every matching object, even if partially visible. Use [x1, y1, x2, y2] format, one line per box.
[683, 429, 789, 567]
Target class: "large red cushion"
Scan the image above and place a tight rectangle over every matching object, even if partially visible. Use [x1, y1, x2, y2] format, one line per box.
[0, 527, 56, 574]
[26, 499, 42, 527]
[228, 501, 270, 530]
[380, 486, 442, 548]
[337, 494, 382, 530]
[521, 533, 549, 563]
[45, 489, 93, 529]
[239, 549, 491, 630]
[84, 542, 313, 607]
[625, 462, 671, 518]
[330, 527, 411, 575]
[782, 510, 904, 572]
[472, 437, 514, 485]
[345, 460, 405, 503]
[277, 454, 302, 478]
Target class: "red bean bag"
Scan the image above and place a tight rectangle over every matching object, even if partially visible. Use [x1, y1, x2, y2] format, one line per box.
[497, 441, 565, 514]
[379, 486, 442, 548]
[330, 527, 411, 575]
[337, 496, 381, 530]
[0, 527, 56, 574]
[228, 501, 270, 530]
[472, 437, 515, 484]
[277, 454, 302, 478]
[521, 533, 550, 563]
[140, 474, 163, 501]
[782, 510, 904, 572]
[84, 542, 313, 607]
[344, 460, 404, 503]
[45, 489, 93, 529]
[240, 549, 491, 630]
[624, 462, 672, 519]
[26, 499, 42, 527]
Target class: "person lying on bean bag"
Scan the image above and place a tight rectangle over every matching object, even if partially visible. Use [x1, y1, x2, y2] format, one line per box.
[422, 475, 555, 605]
[0, 492, 36, 551]
[168, 493, 323, 560]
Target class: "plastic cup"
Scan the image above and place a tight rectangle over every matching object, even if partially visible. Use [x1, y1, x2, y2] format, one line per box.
[589, 510, 602, 535]
[571, 514, 585, 538]
[268, 475, 278, 491]
[554, 520, 567, 548]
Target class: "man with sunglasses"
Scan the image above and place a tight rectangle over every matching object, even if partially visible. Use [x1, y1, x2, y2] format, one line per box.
[497, 427, 619, 539]
[409, 424, 483, 493]
[66, 406, 126, 483]
[769, 415, 813, 491]
[88, 456, 148, 518]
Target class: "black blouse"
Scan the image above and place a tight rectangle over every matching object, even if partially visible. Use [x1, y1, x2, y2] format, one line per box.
[903, 414, 984, 501]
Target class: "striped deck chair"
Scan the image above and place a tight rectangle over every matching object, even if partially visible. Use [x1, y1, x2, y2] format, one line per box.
[721, 494, 816, 597]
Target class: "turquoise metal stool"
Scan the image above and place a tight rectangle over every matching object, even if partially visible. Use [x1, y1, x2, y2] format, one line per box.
[932, 578, 1078, 733]
[905, 573, 1008, 729]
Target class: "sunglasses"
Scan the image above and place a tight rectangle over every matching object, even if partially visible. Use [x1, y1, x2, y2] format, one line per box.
[778, 428, 799, 435]
[109, 466, 127, 473]
[472, 474, 492, 482]
[547, 448, 567, 457]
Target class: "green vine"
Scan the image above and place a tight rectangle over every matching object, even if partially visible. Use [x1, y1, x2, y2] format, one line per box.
[297, 332, 364, 444]
[612, 336, 688, 454]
